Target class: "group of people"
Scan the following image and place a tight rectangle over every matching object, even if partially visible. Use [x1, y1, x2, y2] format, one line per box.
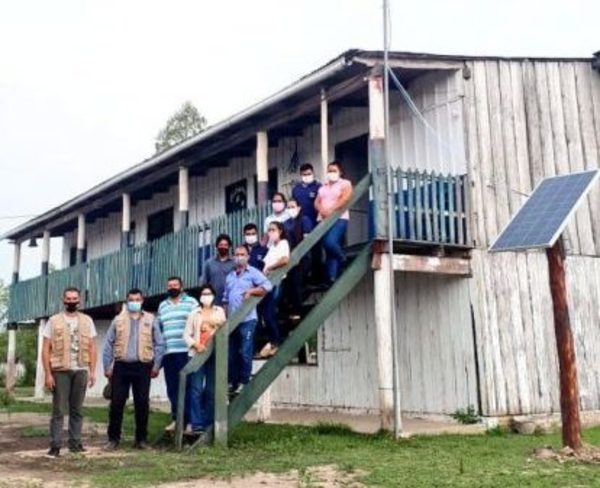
[39, 161, 353, 457]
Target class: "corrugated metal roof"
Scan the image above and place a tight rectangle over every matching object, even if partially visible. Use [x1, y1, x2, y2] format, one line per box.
[2, 49, 595, 241]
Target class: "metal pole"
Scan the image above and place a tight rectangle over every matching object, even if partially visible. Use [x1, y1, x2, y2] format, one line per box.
[383, 0, 402, 438]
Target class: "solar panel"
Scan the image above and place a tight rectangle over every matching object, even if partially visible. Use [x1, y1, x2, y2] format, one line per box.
[489, 170, 599, 252]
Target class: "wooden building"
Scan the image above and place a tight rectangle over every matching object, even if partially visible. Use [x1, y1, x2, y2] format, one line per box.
[3, 50, 600, 426]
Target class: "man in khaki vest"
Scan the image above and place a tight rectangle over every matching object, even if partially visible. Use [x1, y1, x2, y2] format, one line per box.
[102, 288, 165, 450]
[42, 286, 98, 458]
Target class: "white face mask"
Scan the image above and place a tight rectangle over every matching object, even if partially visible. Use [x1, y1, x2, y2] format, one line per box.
[272, 202, 285, 213]
[288, 208, 300, 219]
[200, 294, 214, 307]
[301, 175, 314, 184]
[327, 171, 340, 183]
[244, 234, 258, 245]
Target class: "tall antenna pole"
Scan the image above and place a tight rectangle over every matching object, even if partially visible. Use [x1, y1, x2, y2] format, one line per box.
[383, 0, 402, 438]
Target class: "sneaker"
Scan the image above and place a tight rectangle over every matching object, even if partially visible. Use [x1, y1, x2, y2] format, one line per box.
[134, 440, 150, 450]
[69, 443, 87, 454]
[164, 421, 176, 433]
[44, 447, 60, 459]
[259, 342, 274, 358]
[103, 440, 119, 451]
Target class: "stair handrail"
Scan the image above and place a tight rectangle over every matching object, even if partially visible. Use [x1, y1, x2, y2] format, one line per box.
[175, 171, 372, 445]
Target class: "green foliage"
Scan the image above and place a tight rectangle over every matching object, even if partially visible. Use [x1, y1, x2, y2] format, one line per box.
[0, 327, 39, 387]
[451, 405, 481, 425]
[154, 101, 207, 153]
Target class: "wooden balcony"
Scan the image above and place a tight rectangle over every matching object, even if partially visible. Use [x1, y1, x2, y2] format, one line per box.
[7, 169, 471, 323]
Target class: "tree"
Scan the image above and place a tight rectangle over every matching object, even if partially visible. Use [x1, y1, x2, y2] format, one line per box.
[154, 101, 207, 153]
[0, 279, 7, 332]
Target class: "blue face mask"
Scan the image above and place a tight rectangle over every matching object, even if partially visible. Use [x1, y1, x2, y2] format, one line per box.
[127, 301, 142, 313]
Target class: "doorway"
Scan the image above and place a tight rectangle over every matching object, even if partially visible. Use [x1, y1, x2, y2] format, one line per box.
[334, 134, 369, 245]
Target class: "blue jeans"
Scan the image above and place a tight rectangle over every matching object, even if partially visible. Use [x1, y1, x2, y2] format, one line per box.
[262, 286, 282, 345]
[228, 319, 257, 387]
[322, 219, 348, 281]
[189, 354, 215, 432]
[163, 352, 192, 423]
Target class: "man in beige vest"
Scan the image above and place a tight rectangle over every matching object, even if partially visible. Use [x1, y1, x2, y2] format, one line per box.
[102, 288, 165, 450]
[42, 286, 97, 458]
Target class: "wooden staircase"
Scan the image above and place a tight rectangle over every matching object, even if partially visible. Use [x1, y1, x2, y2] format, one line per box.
[175, 173, 372, 449]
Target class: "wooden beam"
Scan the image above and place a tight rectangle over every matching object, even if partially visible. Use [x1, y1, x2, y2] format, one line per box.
[547, 238, 582, 450]
[355, 56, 464, 71]
[390, 254, 471, 276]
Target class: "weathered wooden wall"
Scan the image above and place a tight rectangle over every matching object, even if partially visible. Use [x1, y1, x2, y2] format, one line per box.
[269, 271, 477, 415]
[464, 59, 600, 416]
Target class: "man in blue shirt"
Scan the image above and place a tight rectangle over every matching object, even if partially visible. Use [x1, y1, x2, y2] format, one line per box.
[292, 163, 321, 228]
[223, 245, 272, 394]
[291, 163, 323, 283]
[156, 276, 199, 433]
[102, 288, 165, 450]
[242, 223, 267, 271]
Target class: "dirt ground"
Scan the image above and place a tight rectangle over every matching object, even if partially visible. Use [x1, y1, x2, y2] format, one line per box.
[0, 412, 364, 488]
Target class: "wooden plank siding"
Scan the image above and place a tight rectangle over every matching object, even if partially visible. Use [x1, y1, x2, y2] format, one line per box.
[268, 271, 478, 414]
[464, 59, 600, 416]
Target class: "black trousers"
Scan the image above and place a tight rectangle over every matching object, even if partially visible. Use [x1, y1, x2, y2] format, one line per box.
[107, 361, 152, 443]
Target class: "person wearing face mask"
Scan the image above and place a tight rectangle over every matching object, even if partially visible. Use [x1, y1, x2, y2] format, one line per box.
[263, 192, 291, 236]
[183, 284, 226, 435]
[260, 221, 291, 358]
[41, 287, 98, 458]
[202, 234, 236, 305]
[283, 199, 314, 320]
[102, 288, 165, 450]
[292, 164, 323, 284]
[223, 246, 273, 395]
[156, 276, 199, 434]
[243, 223, 268, 271]
[315, 161, 354, 283]
[292, 163, 321, 228]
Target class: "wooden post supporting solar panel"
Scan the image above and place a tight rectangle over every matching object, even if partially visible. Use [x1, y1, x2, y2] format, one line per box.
[546, 237, 582, 450]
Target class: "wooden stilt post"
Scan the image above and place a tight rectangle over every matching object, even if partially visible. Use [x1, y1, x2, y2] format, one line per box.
[5, 241, 21, 394]
[369, 66, 400, 433]
[320, 89, 329, 181]
[76, 213, 86, 264]
[256, 131, 269, 205]
[546, 237, 582, 450]
[121, 193, 131, 248]
[178, 166, 190, 229]
[35, 231, 51, 399]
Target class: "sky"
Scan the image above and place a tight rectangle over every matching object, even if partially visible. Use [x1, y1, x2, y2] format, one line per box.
[0, 0, 598, 283]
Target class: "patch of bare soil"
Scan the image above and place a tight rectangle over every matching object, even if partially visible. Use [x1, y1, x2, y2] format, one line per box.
[533, 444, 600, 464]
[0, 412, 114, 488]
[158, 465, 366, 488]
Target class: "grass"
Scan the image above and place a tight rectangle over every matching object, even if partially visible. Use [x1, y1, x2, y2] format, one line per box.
[7, 400, 600, 487]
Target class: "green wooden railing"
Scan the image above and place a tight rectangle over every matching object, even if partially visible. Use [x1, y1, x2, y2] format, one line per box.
[175, 173, 373, 449]
[393, 169, 470, 246]
[7, 203, 271, 323]
[7, 168, 471, 324]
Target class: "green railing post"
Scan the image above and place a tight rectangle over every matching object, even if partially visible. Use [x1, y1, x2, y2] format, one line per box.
[213, 326, 229, 446]
[175, 371, 187, 450]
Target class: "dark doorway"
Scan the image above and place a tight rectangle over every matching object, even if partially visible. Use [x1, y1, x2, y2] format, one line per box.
[334, 134, 369, 245]
[253, 168, 279, 205]
[225, 179, 248, 214]
[147, 207, 174, 242]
